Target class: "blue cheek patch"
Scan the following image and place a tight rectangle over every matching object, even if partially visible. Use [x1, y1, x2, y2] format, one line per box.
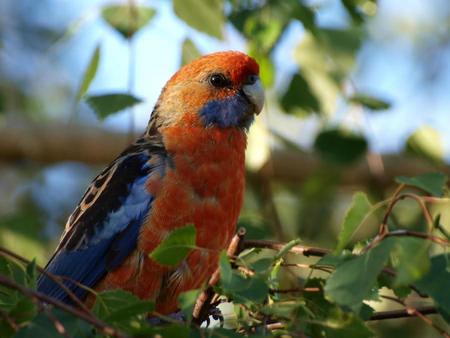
[200, 95, 254, 129]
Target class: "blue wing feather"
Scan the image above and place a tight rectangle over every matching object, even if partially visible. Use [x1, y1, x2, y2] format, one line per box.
[38, 141, 167, 303]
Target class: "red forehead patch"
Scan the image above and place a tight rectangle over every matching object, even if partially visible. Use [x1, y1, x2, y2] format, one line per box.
[170, 51, 260, 86]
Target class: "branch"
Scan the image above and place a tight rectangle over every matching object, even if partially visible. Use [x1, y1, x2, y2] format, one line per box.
[192, 227, 247, 325]
[0, 274, 127, 338]
[369, 306, 438, 321]
[0, 246, 91, 314]
[242, 239, 330, 257]
[2, 123, 450, 186]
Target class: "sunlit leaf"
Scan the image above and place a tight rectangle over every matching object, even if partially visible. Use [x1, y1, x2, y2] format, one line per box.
[348, 94, 391, 111]
[325, 239, 394, 311]
[395, 172, 448, 197]
[336, 192, 372, 252]
[314, 128, 368, 165]
[281, 72, 320, 115]
[391, 237, 430, 287]
[406, 126, 445, 164]
[102, 5, 156, 39]
[149, 224, 196, 266]
[86, 93, 142, 120]
[181, 38, 201, 66]
[173, 0, 223, 39]
[76, 44, 100, 101]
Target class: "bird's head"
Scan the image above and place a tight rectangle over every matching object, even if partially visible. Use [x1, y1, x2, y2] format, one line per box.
[151, 51, 264, 131]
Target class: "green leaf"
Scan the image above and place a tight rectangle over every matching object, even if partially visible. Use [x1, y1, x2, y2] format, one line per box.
[248, 49, 275, 88]
[219, 251, 233, 285]
[391, 237, 430, 287]
[336, 192, 372, 252]
[341, 0, 365, 25]
[415, 254, 450, 319]
[220, 252, 269, 303]
[294, 28, 363, 116]
[92, 289, 154, 324]
[178, 289, 201, 322]
[348, 94, 391, 111]
[14, 309, 91, 338]
[395, 172, 448, 197]
[281, 72, 320, 116]
[314, 128, 368, 165]
[0, 91, 4, 113]
[325, 239, 394, 312]
[25, 260, 37, 290]
[86, 93, 142, 119]
[77, 44, 100, 101]
[102, 5, 156, 39]
[275, 238, 301, 259]
[181, 38, 201, 66]
[149, 224, 196, 266]
[173, 0, 223, 39]
[406, 126, 445, 164]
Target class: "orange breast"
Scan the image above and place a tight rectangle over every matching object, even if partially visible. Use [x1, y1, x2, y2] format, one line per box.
[96, 119, 247, 314]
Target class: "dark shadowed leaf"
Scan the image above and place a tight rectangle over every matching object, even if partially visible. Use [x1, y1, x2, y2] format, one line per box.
[406, 126, 445, 164]
[281, 72, 320, 115]
[0, 91, 4, 113]
[77, 44, 100, 101]
[395, 172, 448, 197]
[149, 224, 196, 266]
[86, 93, 142, 119]
[325, 239, 394, 311]
[14, 309, 91, 338]
[336, 192, 372, 252]
[293, 3, 316, 32]
[181, 38, 201, 66]
[173, 0, 223, 39]
[348, 94, 391, 111]
[92, 289, 154, 324]
[314, 129, 368, 165]
[415, 254, 450, 321]
[341, 0, 365, 24]
[102, 5, 156, 39]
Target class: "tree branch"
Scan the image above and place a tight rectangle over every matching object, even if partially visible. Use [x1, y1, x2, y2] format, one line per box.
[0, 275, 127, 338]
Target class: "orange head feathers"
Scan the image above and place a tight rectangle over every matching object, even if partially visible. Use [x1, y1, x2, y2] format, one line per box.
[149, 51, 264, 131]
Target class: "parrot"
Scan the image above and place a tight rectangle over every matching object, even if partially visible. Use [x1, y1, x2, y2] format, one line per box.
[37, 51, 264, 315]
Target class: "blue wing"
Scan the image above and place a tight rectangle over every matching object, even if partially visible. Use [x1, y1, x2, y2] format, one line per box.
[37, 137, 167, 303]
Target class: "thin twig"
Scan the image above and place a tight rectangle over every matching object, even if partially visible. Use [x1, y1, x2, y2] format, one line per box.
[0, 246, 91, 314]
[0, 274, 127, 338]
[384, 229, 450, 246]
[192, 227, 247, 325]
[0, 308, 19, 331]
[42, 305, 70, 338]
[380, 295, 449, 337]
[242, 239, 330, 257]
[369, 306, 438, 321]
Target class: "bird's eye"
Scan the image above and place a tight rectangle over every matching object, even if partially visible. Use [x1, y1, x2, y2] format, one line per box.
[209, 73, 229, 88]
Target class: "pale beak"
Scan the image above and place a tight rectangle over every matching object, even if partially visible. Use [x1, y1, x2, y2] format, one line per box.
[243, 76, 265, 115]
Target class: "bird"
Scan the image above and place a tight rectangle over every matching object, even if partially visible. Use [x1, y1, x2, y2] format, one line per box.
[37, 51, 264, 314]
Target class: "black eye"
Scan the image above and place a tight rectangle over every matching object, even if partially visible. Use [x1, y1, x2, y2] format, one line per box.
[209, 73, 229, 88]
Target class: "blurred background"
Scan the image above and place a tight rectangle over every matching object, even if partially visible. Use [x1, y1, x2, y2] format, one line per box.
[0, 0, 449, 336]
